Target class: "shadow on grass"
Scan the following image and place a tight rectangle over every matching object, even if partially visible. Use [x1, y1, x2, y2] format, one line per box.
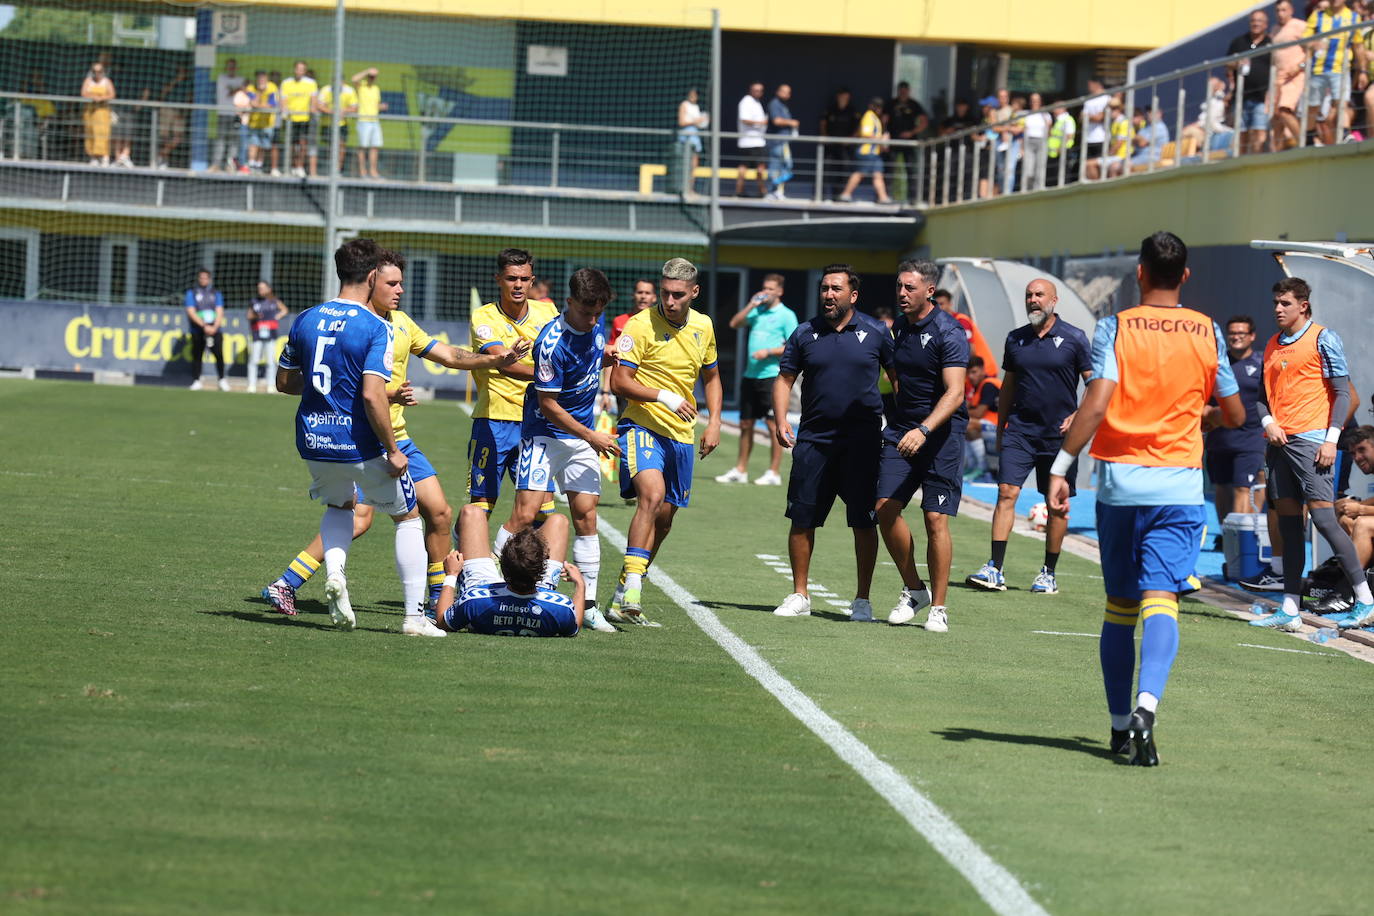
[933, 727, 1115, 761]
[205, 607, 338, 631]
[698, 599, 856, 623]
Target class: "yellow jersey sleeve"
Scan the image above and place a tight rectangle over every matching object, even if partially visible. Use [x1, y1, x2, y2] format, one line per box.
[383, 310, 439, 441]
[619, 308, 716, 443]
[469, 300, 559, 421]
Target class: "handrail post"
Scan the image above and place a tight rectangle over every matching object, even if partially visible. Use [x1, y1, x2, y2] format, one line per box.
[148, 107, 159, 168]
[1175, 85, 1186, 167]
[1231, 70, 1245, 158]
[549, 129, 559, 188]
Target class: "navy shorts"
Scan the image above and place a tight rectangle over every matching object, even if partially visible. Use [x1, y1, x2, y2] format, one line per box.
[1205, 447, 1265, 489]
[999, 428, 1076, 497]
[398, 438, 437, 484]
[876, 427, 963, 515]
[1097, 503, 1207, 600]
[467, 418, 522, 505]
[785, 435, 879, 529]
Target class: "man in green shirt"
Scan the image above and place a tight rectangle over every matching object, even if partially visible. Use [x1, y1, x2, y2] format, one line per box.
[717, 273, 798, 486]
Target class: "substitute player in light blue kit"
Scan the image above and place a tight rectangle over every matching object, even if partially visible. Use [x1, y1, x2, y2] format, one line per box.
[276, 238, 440, 636]
[435, 504, 584, 636]
[498, 267, 619, 632]
[1048, 231, 1244, 766]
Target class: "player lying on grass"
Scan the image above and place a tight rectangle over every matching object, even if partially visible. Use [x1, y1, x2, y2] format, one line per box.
[432, 503, 584, 636]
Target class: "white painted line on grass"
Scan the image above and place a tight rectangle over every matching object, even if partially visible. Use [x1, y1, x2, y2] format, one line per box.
[1237, 642, 1340, 657]
[1032, 630, 1101, 638]
[826, 599, 852, 609]
[601, 520, 1050, 916]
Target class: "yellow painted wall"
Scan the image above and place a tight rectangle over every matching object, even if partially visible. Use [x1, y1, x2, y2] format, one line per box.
[236, 0, 1254, 51]
[922, 142, 1374, 259]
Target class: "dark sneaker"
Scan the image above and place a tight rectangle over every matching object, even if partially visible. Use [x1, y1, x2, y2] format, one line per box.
[1127, 708, 1158, 767]
[1110, 728, 1131, 755]
[1309, 592, 1354, 616]
[262, 582, 298, 616]
[1239, 567, 1283, 591]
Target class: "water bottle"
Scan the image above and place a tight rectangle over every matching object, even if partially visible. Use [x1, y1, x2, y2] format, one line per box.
[1309, 627, 1341, 646]
[1250, 601, 1273, 617]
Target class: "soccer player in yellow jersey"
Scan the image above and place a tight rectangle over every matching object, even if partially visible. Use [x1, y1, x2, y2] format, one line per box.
[608, 257, 723, 625]
[262, 250, 527, 633]
[468, 249, 561, 524]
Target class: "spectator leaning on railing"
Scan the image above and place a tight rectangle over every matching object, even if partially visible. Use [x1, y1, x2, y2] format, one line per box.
[1271, 0, 1309, 150]
[1080, 78, 1110, 180]
[1228, 9, 1273, 154]
[1304, 0, 1358, 147]
[80, 60, 115, 167]
[1020, 92, 1052, 191]
[1181, 77, 1234, 155]
[212, 58, 244, 171]
[820, 88, 860, 201]
[885, 81, 928, 205]
[838, 96, 891, 203]
[1046, 98, 1077, 187]
[766, 84, 798, 201]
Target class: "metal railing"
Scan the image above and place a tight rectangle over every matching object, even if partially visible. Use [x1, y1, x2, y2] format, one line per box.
[1, 16, 1368, 208]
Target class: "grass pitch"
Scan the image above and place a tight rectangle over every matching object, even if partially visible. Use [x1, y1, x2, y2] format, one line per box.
[2, 379, 1370, 914]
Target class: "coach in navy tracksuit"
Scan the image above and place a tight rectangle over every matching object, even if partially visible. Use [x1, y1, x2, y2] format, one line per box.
[770, 264, 894, 621]
[876, 259, 970, 633]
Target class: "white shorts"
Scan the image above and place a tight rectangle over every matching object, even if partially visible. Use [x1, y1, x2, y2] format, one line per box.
[306, 457, 416, 516]
[515, 435, 601, 495]
[460, 556, 501, 590]
[355, 120, 382, 148]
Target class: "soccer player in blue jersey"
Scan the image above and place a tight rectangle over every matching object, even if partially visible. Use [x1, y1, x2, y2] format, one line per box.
[878, 259, 970, 632]
[276, 238, 435, 635]
[435, 503, 584, 637]
[499, 267, 619, 633]
[262, 249, 526, 621]
[1048, 231, 1244, 765]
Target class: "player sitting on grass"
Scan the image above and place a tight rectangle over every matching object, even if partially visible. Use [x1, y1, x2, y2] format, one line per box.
[433, 503, 584, 636]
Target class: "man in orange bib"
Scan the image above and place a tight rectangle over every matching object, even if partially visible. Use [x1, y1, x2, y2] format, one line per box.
[1048, 232, 1244, 766]
[1249, 277, 1374, 631]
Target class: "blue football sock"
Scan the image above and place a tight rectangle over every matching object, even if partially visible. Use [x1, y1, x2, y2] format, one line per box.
[1100, 600, 1140, 718]
[1137, 598, 1181, 703]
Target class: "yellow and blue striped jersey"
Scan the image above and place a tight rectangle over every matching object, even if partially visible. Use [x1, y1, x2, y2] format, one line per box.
[1305, 9, 1357, 75]
[618, 306, 718, 443]
[469, 299, 560, 422]
[383, 309, 440, 441]
[1109, 114, 1134, 159]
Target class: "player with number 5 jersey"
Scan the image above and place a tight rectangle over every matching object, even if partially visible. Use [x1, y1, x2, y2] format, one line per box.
[608, 257, 723, 626]
[277, 238, 431, 635]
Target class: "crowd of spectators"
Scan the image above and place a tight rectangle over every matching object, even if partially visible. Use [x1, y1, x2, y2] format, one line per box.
[9, 56, 387, 178]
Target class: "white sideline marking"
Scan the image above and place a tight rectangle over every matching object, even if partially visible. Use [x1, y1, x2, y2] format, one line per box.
[1032, 630, 1100, 638]
[602, 520, 1049, 916]
[826, 599, 852, 609]
[755, 553, 781, 560]
[1237, 642, 1339, 657]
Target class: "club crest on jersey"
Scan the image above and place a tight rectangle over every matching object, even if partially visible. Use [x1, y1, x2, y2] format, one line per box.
[856, 330, 868, 343]
[1053, 336, 1063, 348]
[937, 494, 947, 505]
[475, 325, 494, 340]
[1246, 365, 1258, 376]
[617, 334, 635, 353]
[920, 333, 932, 347]
[536, 363, 555, 383]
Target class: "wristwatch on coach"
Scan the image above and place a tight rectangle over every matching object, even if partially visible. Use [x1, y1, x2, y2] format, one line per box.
[916, 424, 931, 437]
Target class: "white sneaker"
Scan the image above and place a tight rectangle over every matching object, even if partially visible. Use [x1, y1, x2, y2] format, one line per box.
[773, 593, 811, 617]
[888, 586, 932, 625]
[270, 168, 282, 177]
[715, 467, 748, 484]
[583, 603, 617, 633]
[401, 615, 446, 637]
[188, 379, 203, 391]
[754, 469, 783, 486]
[246, 383, 258, 394]
[292, 166, 306, 178]
[849, 598, 874, 622]
[217, 378, 230, 392]
[924, 606, 949, 633]
[324, 576, 355, 630]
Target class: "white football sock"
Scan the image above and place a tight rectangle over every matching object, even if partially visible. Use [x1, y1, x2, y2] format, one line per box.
[320, 507, 354, 581]
[1281, 593, 1301, 616]
[1136, 692, 1159, 714]
[1355, 581, 1374, 606]
[394, 517, 427, 617]
[574, 535, 600, 604]
[1271, 556, 1283, 575]
[542, 559, 563, 589]
[493, 525, 513, 556]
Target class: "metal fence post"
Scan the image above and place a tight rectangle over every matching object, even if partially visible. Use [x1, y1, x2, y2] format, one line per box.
[1231, 70, 1245, 158]
[550, 129, 560, 188]
[1175, 85, 1186, 167]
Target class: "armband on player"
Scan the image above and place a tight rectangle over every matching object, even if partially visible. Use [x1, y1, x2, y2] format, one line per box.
[1049, 448, 1076, 478]
[442, 574, 458, 589]
[656, 390, 685, 412]
[1260, 414, 1276, 430]
[1325, 427, 1342, 444]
